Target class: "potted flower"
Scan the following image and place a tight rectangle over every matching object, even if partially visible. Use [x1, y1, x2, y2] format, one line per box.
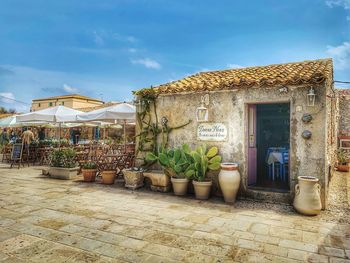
[49, 148, 79, 179]
[124, 167, 145, 190]
[190, 145, 221, 200]
[337, 149, 350, 172]
[82, 162, 97, 182]
[146, 144, 194, 196]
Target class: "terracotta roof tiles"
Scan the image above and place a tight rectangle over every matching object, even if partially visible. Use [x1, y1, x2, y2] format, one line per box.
[135, 59, 333, 95]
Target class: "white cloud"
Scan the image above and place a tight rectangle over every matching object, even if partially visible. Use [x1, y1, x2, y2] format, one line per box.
[93, 31, 104, 46]
[0, 92, 15, 104]
[325, 0, 350, 9]
[63, 84, 78, 93]
[347, 15, 350, 20]
[227, 64, 244, 69]
[131, 58, 161, 70]
[113, 33, 137, 43]
[127, 48, 137, 53]
[326, 42, 350, 70]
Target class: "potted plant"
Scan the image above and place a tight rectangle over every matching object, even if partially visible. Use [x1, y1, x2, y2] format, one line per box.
[124, 167, 144, 190]
[146, 144, 194, 196]
[190, 145, 221, 200]
[100, 162, 118, 185]
[337, 149, 350, 172]
[82, 162, 97, 182]
[48, 148, 79, 179]
[144, 149, 171, 192]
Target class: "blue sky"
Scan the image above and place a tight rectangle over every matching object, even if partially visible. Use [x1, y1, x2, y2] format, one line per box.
[0, 0, 349, 111]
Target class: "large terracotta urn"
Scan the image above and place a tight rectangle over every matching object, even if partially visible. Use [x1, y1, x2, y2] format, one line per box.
[293, 176, 322, 216]
[218, 163, 241, 203]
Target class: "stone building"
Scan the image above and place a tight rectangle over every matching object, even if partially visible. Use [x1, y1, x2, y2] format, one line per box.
[337, 89, 350, 135]
[30, 94, 104, 112]
[134, 59, 337, 208]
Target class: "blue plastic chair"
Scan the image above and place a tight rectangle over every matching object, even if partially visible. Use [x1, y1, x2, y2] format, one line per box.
[280, 150, 289, 182]
[267, 147, 287, 181]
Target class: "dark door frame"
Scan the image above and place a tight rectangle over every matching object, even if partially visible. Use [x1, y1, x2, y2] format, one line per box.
[246, 100, 292, 192]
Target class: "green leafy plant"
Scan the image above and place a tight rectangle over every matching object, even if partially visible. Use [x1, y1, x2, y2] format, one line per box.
[50, 148, 77, 168]
[146, 144, 194, 178]
[337, 149, 350, 165]
[188, 145, 222, 182]
[83, 162, 97, 170]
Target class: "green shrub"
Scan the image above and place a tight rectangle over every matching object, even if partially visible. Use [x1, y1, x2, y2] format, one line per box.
[146, 143, 222, 180]
[188, 145, 222, 182]
[146, 144, 194, 178]
[83, 162, 97, 170]
[50, 148, 77, 168]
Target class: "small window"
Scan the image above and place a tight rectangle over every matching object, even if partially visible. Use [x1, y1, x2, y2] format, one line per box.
[49, 102, 53, 107]
[38, 103, 41, 107]
[62, 101, 64, 105]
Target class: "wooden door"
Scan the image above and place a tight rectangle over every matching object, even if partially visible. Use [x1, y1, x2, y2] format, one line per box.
[248, 104, 257, 185]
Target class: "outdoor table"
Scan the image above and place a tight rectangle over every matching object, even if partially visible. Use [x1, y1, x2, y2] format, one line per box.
[76, 151, 89, 174]
[39, 147, 53, 165]
[266, 148, 288, 181]
[1, 144, 12, 163]
[96, 153, 135, 176]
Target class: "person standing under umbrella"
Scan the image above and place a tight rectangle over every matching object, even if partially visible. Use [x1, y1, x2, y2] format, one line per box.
[22, 127, 34, 148]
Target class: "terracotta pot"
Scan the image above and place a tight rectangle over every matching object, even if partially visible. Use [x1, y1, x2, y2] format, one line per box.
[337, 164, 349, 172]
[124, 169, 144, 190]
[171, 177, 189, 196]
[101, 170, 116, 185]
[193, 180, 212, 200]
[293, 176, 322, 216]
[82, 169, 97, 182]
[218, 163, 240, 203]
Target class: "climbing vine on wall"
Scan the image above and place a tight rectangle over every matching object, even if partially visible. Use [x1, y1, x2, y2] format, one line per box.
[134, 89, 191, 166]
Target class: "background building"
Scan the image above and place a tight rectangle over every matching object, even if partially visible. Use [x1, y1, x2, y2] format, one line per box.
[30, 94, 104, 111]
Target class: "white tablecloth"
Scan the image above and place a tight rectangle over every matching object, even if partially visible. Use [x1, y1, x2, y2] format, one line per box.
[267, 152, 283, 165]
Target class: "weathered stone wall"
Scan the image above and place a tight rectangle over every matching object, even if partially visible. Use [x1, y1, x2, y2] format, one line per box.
[339, 95, 350, 135]
[136, 84, 330, 207]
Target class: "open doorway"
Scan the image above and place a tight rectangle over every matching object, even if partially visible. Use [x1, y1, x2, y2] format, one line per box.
[248, 103, 290, 191]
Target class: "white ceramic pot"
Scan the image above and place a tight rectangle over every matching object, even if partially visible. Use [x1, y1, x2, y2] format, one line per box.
[171, 177, 189, 196]
[293, 176, 322, 216]
[218, 163, 240, 203]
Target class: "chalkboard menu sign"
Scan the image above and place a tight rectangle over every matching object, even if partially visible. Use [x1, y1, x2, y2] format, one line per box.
[11, 143, 23, 160]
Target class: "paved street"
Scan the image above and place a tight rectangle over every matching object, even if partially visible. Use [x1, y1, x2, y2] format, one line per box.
[0, 165, 349, 263]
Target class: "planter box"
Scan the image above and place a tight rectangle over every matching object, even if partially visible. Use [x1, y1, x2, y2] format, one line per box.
[143, 170, 171, 192]
[124, 169, 144, 190]
[49, 167, 79, 180]
[338, 135, 350, 140]
[337, 164, 350, 172]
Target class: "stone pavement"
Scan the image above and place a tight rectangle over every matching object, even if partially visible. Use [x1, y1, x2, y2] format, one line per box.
[0, 165, 349, 263]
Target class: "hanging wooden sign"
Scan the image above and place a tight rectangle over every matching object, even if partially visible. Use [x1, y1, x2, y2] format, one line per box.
[197, 123, 228, 141]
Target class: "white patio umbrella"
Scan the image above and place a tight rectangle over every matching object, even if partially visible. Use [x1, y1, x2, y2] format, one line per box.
[17, 105, 82, 123]
[76, 103, 136, 150]
[0, 115, 54, 128]
[0, 116, 17, 127]
[17, 106, 84, 145]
